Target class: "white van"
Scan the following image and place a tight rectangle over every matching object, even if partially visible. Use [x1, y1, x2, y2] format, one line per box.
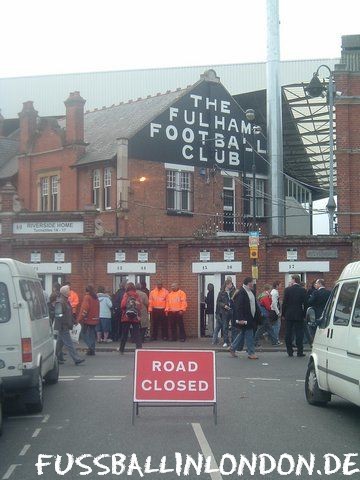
[0, 259, 58, 413]
[305, 261, 360, 407]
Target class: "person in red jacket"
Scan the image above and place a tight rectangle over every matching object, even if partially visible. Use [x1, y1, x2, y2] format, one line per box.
[119, 282, 142, 354]
[254, 284, 281, 347]
[78, 285, 100, 356]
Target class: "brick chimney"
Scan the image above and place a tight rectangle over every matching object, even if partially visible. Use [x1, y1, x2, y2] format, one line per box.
[0, 109, 4, 137]
[64, 91, 86, 145]
[19, 101, 38, 153]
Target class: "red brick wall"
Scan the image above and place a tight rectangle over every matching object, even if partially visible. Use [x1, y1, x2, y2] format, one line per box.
[335, 70, 360, 234]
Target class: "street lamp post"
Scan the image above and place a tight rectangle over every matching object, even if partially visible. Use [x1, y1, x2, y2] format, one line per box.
[245, 109, 257, 231]
[245, 109, 260, 295]
[306, 65, 336, 235]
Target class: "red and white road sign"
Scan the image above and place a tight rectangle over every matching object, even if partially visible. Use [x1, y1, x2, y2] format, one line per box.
[133, 349, 216, 403]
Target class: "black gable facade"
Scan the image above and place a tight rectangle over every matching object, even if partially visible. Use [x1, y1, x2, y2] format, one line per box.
[129, 70, 267, 175]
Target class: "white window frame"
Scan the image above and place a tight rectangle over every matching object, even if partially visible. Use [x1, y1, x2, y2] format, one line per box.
[166, 170, 193, 212]
[40, 177, 49, 212]
[244, 176, 266, 218]
[103, 167, 112, 210]
[50, 175, 58, 212]
[92, 169, 101, 209]
[39, 173, 60, 212]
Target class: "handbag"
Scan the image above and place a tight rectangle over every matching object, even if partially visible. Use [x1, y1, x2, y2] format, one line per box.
[70, 323, 82, 343]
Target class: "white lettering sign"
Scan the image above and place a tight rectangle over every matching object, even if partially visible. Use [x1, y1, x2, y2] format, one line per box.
[192, 261, 242, 273]
[107, 263, 156, 274]
[13, 222, 84, 234]
[279, 261, 330, 273]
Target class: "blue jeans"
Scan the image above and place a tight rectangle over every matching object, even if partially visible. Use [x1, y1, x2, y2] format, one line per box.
[212, 312, 230, 344]
[254, 319, 278, 345]
[82, 324, 96, 353]
[231, 328, 255, 355]
[271, 318, 281, 342]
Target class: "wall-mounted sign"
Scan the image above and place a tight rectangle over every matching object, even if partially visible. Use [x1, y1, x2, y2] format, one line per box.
[54, 250, 65, 263]
[224, 249, 234, 261]
[138, 250, 148, 262]
[287, 248, 298, 261]
[30, 263, 72, 274]
[13, 221, 84, 234]
[192, 261, 242, 274]
[30, 251, 41, 263]
[200, 250, 210, 262]
[306, 249, 338, 259]
[279, 261, 330, 273]
[107, 263, 156, 274]
[248, 231, 260, 247]
[115, 250, 126, 262]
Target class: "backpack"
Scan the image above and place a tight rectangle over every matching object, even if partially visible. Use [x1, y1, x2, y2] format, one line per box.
[125, 294, 138, 320]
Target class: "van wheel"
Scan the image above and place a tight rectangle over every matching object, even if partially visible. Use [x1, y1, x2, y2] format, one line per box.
[45, 357, 59, 385]
[26, 374, 44, 414]
[305, 362, 331, 406]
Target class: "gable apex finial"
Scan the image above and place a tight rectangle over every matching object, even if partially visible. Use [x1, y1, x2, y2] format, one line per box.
[200, 69, 220, 83]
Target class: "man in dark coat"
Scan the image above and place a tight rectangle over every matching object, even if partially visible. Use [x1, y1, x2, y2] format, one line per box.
[282, 274, 307, 357]
[307, 278, 331, 337]
[229, 277, 261, 359]
[307, 279, 331, 320]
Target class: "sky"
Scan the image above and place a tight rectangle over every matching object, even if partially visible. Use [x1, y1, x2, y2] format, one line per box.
[2, 0, 358, 233]
[1, 0, 359, 78]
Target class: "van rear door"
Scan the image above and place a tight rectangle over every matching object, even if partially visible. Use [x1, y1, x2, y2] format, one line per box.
[0, 262, 22, 378]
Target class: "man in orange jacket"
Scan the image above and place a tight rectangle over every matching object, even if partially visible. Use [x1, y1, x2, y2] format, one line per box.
[149, 281, 169, 340]
[165, 282, 187, 342]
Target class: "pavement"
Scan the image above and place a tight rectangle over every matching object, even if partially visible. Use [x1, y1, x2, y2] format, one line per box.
[76, 336, 312, 353]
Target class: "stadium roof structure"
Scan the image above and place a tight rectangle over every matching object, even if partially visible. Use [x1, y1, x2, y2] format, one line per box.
[234, 82, 335, 201]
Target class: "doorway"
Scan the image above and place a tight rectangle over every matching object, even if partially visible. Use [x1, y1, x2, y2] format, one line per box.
[284, 272, 307, 288]
[38, 273, 66, 295]
[198, 273, 237, 338]
[113, 274, 150, 293]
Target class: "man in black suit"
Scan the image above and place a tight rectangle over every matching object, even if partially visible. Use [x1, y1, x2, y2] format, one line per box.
[229, 277, 261, 359]
[307, 279, 331, 319]
[307, 278, 331, 337]
[282, 274, 307, 357]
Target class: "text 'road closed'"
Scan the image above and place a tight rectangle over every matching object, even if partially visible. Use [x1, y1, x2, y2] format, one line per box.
[134, 350, 216, 402]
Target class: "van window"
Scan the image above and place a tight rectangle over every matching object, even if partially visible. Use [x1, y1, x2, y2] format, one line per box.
[333, 282, 358, 326]
[0, 282, 11, 323]
[20, 280, 48, 321]
[321, 284, 338, 328]
[351, 287, 360, 328]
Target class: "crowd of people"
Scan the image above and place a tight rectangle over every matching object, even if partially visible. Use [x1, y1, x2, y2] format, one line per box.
[48, 274, 331, 365]
[208, 275, 331, 360]
[48, 280, 188, 363]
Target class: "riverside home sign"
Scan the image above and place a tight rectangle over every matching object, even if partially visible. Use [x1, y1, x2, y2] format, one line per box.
[130, 71, 267, 174]
[13, 221, 84, 234]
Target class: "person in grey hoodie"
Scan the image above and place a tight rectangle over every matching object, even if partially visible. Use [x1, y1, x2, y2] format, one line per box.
[96, 286, 113, 343]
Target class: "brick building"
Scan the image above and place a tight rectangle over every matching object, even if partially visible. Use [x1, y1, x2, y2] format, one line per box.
[0, 38, 360, 337]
